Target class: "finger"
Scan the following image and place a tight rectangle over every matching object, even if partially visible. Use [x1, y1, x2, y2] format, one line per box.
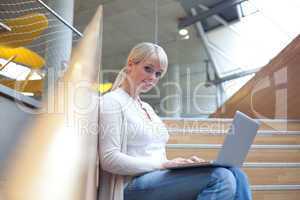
[176, 158, 188, 163]
[184, 159, 194, 163]
[176, 159, 188, 164]
[190, 156, 205, 162]
[189, 156, 199, 161]
[174, 157, 184, 161]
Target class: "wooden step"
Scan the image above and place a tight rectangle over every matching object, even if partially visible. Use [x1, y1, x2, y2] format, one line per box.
[168, 134, 300, 145]
[245, 168, 300, 185]
[163, 119, 300, 131]
[252, 190, 300, 200]
[0, 180, 4, 199]
[166, 149, 300, 162]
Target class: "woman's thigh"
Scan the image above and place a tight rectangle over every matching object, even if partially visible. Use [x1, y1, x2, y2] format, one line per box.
[124, 167, 225, 200]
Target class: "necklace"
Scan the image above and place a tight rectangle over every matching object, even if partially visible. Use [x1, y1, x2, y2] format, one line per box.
[118, 87, 152, 121]
[137, 98, 152, 121]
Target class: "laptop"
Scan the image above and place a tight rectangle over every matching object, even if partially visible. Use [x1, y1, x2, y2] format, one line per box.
[167, 111, 261, 169]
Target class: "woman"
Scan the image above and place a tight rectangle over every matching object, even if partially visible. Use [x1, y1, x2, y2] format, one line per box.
[98, 42, 252, 200]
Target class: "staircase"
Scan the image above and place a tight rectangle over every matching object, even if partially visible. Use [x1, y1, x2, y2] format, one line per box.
[163, 118, 300, 200]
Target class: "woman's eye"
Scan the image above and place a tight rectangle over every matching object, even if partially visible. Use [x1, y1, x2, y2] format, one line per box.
[144, 66, 153, 73]
[144, 66, 162, 78]
[155, 72, 162, 78]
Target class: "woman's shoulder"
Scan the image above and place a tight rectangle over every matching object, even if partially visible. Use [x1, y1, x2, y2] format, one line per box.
[100, 90, 123, 111]
[101, 89, 120, 100]
[100, 88, 132, 112]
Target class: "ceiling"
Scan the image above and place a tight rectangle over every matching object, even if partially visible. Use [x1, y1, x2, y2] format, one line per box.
[73, 0, 241, 70]
[74, 0, 188, 66]
[0, 0, 242, 83]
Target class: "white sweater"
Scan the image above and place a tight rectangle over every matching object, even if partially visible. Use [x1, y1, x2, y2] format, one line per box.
[98, 87, 169, 195]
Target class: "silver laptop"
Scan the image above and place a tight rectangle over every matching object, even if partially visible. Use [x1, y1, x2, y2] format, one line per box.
[167, 111, 261, 169]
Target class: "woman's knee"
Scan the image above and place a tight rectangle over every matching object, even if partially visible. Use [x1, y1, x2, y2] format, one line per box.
[210, 167, 237, 197]
[229, 167, 249, 181]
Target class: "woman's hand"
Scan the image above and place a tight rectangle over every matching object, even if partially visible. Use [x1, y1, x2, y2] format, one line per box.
[187, 156, 206, 163]
[161, 156, 206, 169]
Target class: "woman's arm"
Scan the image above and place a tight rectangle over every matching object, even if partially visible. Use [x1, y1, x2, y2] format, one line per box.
[99, 96, 163, 176]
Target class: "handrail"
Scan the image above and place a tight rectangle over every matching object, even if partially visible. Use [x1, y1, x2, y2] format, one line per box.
[0, 84, 41, 108]
[0, 21, 11, 32]
[3, 5, 102, 200]
[36, 0, 83, 37]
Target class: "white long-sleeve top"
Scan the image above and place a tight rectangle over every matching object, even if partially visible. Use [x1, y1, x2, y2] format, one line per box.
[99, 87, 169, 177]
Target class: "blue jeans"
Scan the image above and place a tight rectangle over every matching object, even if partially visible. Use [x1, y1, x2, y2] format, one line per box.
[124, 167, 252, 200]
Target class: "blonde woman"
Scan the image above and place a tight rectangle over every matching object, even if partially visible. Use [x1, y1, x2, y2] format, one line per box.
[98, 42, 252, 200]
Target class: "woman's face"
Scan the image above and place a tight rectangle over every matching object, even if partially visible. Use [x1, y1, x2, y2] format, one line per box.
[127, 54, 167, 93]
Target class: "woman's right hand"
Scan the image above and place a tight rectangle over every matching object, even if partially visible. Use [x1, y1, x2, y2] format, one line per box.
[161, 156, 205, 169]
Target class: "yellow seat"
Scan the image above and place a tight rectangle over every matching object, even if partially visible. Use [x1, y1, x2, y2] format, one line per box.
[0, 13, 48, 48]
[0, 46, 45, 92]
[98, 82, 112, 93]
[0, 46, 45, 69]
[0, 12, 48, 94]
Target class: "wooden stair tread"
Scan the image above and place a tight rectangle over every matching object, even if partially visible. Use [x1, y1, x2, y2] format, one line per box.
[245, 168, 300, 185]
[252, 190, 300, 200]
[163, 119, 300, 131]
[168, 134, 300, 145]
[166, 149, 300, 162]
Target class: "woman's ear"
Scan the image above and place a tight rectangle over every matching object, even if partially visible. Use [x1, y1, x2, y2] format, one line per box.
[127, 60, 133, 73]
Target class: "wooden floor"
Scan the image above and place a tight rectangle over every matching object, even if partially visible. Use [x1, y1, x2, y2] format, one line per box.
[164, 118, 300, 200]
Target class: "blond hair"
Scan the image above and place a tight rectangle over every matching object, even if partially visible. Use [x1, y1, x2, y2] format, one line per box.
[111, 42, 168, 91]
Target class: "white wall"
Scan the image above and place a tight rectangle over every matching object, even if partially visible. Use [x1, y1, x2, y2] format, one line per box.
[157, 0, 300, 117]
[205, 0, 300, 99]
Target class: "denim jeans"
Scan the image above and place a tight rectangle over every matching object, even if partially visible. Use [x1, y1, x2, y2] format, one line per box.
[124, 167, 252, 200]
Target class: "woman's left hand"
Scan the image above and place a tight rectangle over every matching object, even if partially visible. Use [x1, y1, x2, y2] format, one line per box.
[185, 156, 206, 163]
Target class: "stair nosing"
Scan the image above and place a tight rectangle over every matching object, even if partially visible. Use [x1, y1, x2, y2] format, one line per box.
[168, 129, 300, 135]
[162, 117, 300, 123]
[243, 162, 300, 168]
[251, 184, 300, 191]
[166, 144, 300, 150]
